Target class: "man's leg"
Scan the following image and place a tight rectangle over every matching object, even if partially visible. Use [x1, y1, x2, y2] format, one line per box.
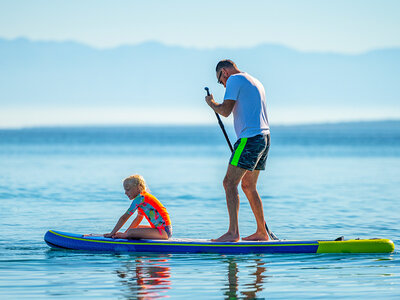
[212, 164, 247, 242]
[241, 170, 269, 241]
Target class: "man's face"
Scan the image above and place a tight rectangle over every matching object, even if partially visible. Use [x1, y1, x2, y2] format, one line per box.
[217, 68, 227, 88]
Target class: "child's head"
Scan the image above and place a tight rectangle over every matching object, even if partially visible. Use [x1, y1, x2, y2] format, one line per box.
[123, 174, 146, 199]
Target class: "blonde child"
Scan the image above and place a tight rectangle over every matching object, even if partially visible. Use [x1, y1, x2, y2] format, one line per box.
[104, 175, 172, 240]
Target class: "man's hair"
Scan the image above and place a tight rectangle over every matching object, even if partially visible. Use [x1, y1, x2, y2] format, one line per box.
[216, 59, 238, 72]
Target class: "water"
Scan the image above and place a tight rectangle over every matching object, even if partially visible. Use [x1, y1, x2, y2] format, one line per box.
[1, 121, 399, 299]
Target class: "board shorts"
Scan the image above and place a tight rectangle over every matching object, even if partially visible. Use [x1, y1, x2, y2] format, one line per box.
[229, 134, 270, 171]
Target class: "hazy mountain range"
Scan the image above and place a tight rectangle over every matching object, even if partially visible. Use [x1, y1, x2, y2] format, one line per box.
[0, 37, 399, 126]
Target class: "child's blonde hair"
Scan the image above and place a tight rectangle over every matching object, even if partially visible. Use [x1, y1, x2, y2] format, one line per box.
[123, 174, 146, 193]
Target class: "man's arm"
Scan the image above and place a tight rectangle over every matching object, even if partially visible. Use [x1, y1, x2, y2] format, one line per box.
[205, 94, 236, 117]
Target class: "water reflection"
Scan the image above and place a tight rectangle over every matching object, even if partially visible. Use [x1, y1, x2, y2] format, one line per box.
[115, 254, 268, 300]
[116, 255, 171, 299]
[223, 257, 268, 299]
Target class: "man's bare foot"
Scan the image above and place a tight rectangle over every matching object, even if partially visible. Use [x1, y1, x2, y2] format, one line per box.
[242, 232, 269, 241]
[211, 232, 240, 242]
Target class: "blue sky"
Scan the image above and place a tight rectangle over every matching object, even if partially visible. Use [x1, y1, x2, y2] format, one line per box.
[0, 1, 399, 128]
[1, 0, 400, 53]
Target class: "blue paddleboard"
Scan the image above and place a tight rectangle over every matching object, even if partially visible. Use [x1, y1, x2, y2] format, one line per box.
[44, 230, 394, 254]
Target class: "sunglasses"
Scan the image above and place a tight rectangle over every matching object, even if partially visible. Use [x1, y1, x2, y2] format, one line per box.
[217, 70, 223, 84]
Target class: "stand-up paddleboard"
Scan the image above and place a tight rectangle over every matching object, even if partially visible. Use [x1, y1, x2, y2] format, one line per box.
[44, 230, 395, 254]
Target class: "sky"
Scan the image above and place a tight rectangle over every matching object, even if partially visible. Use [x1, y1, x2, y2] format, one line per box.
[0, 0, 399, 127]
[1, 0, 400, 53]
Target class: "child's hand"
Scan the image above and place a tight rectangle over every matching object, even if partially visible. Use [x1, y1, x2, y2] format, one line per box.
[113, 232, 127, 239]
[103, 233, 113, 238]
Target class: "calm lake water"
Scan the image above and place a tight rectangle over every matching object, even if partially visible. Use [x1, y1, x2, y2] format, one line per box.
[0, 121, 399, 299]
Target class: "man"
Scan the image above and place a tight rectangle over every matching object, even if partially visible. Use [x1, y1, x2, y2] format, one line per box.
[205, 59, 271, 242]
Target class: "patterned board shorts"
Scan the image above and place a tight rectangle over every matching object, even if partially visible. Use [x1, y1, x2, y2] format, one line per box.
[229, 134, 270, 171]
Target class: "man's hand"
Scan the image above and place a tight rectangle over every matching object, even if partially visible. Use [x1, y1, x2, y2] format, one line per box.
[205, 93, 214, 107]
[103, 233, 113, 238]
[205, 96, 236, 118]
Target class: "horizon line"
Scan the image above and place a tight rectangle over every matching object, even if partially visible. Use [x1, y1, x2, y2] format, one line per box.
[1, 118, 399, 131]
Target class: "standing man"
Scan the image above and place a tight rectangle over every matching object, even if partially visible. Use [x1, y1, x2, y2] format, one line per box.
[205, 59, 271, 242]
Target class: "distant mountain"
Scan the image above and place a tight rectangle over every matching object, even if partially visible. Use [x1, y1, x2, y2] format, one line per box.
[0, 37, 399, 125]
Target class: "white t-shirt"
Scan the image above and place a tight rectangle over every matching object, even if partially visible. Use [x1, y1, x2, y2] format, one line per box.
[223, 72, 270, 139]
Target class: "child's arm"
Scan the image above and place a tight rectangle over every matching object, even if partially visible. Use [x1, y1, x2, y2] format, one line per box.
[105, 194, 143, 238]
[104, 213, 130, 238]
[125, 213, 144, 232]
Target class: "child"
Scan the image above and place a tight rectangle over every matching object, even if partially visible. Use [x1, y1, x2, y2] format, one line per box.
[104, 175, 172, 240]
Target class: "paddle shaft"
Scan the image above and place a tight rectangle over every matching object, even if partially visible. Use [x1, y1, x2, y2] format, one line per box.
[205, 87, 234, 152]
[204, 87, 279, 240]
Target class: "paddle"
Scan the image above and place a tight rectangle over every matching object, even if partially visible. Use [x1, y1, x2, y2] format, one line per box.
[204, 87, 234, 152]
[204, 87, 279, 240]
